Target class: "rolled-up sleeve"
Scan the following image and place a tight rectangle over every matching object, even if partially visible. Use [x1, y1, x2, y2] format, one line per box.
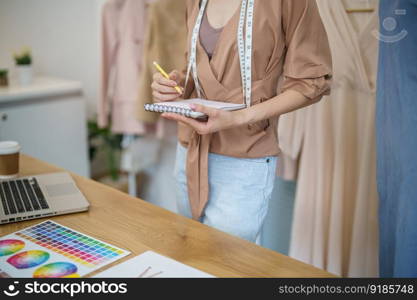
[281, 0, 333, 101]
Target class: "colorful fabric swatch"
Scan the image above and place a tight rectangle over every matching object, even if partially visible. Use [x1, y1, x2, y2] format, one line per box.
[33, 262, 79, 278]
[7, 250, 49, 269]
[15, 221, 125, 268]
[0, 220, 130, 278]
[0, 240, 25, 257]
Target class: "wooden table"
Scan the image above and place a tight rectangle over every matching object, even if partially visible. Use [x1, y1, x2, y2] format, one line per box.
[0, 154, 334, 278]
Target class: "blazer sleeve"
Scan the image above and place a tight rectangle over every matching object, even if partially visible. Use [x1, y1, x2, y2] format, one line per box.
[281, 0, 333, 101]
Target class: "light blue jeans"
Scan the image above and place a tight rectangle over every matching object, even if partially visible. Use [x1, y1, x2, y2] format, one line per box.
[174, 143, 277, 243]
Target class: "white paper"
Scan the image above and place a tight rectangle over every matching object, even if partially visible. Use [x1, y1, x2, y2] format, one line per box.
[94, 251, 215, 278]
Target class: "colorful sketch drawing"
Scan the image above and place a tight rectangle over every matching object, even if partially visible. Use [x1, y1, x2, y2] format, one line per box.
[15, 221, 128, 268]
[7, 250, 50, 269]
[0, 220, 130, 278]
[33, 262, 79, 278]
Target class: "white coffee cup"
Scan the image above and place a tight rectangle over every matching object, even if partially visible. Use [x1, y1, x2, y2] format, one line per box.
[0, 141, 21, 179]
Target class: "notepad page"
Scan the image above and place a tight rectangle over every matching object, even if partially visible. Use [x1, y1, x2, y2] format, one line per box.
[157, 99, 246, 111]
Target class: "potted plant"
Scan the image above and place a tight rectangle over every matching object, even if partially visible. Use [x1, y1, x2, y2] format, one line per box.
[13, 47, 33, 86]
[88, 119, 123, 181]
[0, 69, 8, 87]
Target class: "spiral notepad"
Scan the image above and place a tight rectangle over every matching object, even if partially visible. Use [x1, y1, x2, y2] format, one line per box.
[144, 99, 246, 119]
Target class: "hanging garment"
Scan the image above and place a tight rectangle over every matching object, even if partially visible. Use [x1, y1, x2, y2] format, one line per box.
[181, 0, 332, 220]
[286, 0, 380, 277]
[377, 0, 417, 278]
[99, 0, 155, 134]
[136, 0, 188, 124]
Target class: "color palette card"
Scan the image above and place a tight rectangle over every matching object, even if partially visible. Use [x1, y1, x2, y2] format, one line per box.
[95, 251, 215, 278]
[0, 220, 130, 278]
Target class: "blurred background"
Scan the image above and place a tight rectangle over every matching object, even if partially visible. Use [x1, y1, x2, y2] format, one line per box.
[0, 0, 179, 212]
[1, 0, 388, 278]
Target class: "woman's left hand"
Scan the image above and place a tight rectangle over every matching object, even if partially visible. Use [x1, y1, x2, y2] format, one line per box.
[161, 104, 242, 135]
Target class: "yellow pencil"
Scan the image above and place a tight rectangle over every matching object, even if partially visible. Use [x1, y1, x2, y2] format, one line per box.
[153, 61, 182, 94]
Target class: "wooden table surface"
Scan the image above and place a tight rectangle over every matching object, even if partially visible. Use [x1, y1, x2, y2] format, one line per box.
[0, 154, 334, 278]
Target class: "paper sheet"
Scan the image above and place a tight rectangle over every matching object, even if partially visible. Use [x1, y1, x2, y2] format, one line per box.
[94, 251, 215, 278]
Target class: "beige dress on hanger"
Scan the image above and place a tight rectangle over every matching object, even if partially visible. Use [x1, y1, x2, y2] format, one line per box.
[285, 0, 379, 277]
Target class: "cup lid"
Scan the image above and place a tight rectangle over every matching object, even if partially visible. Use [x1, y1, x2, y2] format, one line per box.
[0, 141, 21, 155]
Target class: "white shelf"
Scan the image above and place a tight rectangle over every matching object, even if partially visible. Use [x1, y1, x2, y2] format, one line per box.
[0, 76, 82, 103]
[0, 76, 89, 177]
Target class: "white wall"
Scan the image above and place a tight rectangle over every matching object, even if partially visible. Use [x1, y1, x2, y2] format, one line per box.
[0, 0, 106, 117]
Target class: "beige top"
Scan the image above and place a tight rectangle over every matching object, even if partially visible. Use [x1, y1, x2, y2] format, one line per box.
[181, 0, 333, 220]
[200, 11, 223, 59]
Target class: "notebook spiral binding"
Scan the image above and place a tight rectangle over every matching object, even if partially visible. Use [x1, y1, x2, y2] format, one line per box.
[144, 103, 194, 118]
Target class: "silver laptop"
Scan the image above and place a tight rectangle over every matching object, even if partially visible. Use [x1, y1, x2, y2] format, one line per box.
[0, 172, 89, 224]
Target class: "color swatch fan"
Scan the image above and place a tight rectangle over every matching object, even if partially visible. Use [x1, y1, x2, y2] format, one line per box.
[0, 220, 130, 278]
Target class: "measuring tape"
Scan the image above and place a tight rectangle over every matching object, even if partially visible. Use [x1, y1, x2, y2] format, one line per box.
[185, 0, 255, 108]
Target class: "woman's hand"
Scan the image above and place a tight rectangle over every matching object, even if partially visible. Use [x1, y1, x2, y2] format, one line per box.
[151, 70, 183, 102]
[161, 104, 244, 135]
[160, 89, 314, 135]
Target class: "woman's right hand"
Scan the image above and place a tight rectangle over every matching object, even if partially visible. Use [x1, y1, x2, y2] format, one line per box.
[151, 70, 183, 102]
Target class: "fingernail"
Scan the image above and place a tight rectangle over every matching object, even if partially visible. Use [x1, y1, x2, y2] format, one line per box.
[190, 104, 196, 110]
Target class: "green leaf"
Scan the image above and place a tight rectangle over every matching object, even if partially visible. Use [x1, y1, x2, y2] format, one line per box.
[87, 118, 122, 182]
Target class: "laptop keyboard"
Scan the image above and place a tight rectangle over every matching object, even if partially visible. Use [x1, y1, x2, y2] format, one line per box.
[0, 178, 49, 215]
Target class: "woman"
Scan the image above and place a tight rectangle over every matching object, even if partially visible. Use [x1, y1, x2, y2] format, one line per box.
[151, 0, 332, 242]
